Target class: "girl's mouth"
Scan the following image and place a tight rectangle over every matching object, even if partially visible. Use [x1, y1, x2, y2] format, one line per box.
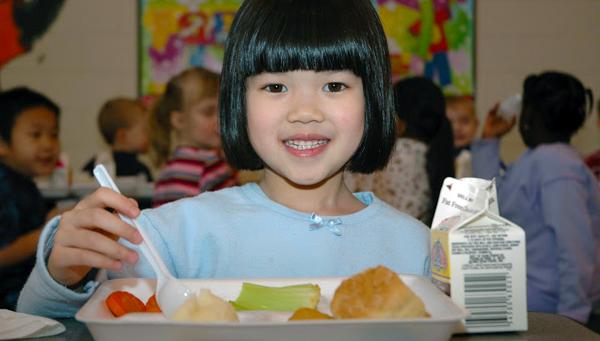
[283, 135, 330, 157]
[284, 139, 329, 150]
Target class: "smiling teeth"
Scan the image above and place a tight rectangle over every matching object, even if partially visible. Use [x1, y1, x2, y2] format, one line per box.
[285, 139, 328, 150]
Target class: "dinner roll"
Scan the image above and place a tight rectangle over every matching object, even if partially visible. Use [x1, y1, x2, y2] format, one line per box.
[330, 265, 429, 319]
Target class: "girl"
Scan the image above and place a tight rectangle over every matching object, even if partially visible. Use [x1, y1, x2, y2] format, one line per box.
[18, 0, 430, 317]
[346, 77, 454, 225]
[149, 67, 237, 207]
[472, 71, 600, 324]
[446, 95, 478, 178]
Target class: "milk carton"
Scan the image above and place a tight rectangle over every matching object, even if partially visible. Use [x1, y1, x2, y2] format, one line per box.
[430, 177, 527, 333]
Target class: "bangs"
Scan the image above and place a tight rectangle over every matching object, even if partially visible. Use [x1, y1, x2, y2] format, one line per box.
[236, 0, 373, 78]
[220, 0, 395, 172]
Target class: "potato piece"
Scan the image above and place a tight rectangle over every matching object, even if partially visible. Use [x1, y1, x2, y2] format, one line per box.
[173, 289, 239, 322]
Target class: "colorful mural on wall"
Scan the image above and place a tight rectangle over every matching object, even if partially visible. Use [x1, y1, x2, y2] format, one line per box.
[377, 0, 474, 95]
[139, 0, 473, 98]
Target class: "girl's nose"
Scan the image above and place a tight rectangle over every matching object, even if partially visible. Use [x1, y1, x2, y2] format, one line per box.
[287, 90, 325, 124]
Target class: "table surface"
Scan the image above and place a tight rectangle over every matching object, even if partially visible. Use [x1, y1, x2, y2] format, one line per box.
[18, 312, 600, 341]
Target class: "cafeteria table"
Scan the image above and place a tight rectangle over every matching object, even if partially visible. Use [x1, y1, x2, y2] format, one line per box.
[39, 180, 155, 210]
[19, 312, 600, 341]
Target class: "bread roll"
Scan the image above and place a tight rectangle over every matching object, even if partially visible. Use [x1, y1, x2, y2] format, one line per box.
[331, 265, 429, 319]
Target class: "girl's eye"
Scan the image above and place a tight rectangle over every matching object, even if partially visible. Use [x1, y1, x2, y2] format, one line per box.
[324, 82, 347, 93]
[263, 84, 287, 93]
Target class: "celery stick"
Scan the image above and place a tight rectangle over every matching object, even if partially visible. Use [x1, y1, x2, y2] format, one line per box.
[231, 282, 321, 311]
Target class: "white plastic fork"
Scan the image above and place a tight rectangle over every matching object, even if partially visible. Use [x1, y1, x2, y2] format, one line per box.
[93, 164, 192, 318]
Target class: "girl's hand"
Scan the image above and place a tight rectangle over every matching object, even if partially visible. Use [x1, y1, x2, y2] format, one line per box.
[47, 188, 143, 286]
[481, 103, 517, 139]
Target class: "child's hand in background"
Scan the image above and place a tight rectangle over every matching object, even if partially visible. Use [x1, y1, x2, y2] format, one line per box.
[47, 188, 143, 286]
[481, 103, 517, 139]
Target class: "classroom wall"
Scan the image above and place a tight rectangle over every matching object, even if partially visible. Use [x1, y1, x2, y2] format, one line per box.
[1, 0, 599, 170]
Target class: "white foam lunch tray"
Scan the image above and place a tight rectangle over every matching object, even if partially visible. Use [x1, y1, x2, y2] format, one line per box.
[76, 274, 467, 341]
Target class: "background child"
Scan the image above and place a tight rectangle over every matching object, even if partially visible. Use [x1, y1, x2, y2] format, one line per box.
[472, 71, 600, 324]
[584, 98, 600, 181]
[82, 97, 152, 181]
[346, 77, 454, 225]
[18, 0, 430, 317]
[446, 95, 478, 178]
[149, 67, 237, 207]
[0, 87, 61, 310]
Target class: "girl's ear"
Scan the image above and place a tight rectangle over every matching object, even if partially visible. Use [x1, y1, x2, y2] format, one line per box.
[170, 110, 184, 131]
[0, 139, 9, 157]
[395, 118, 405, 136]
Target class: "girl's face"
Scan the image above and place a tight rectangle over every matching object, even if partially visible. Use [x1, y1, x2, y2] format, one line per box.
[173, 96, 221, 149]
[245, 70, 365, 186]
[122, 114, 150, 153]
[446, 103, 478, 148]
[0, 106, 60, 177]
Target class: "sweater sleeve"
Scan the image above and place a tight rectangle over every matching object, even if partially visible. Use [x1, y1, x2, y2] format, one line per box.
[541, 178, 596, 323]
[16, 216, 99, 317]
[471, 138, 504, 180]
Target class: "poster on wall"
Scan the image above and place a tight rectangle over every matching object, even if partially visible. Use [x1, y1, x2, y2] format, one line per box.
[378, 0, 474, 95]
[139, 0, 474, 100]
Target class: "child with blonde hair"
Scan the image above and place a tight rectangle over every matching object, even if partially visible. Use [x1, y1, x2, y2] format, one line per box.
[149, 67, 237, 207]
[446, 95, 478, 178]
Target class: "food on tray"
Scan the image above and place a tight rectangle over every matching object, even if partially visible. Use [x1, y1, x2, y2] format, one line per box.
[231, 282, 321, 311]
[288, 307, 333, 321]
[145, 294, 162, 313]
[331, 265, 430, 319]
[102, 265, 429, 322]
[105, 291, 147, 317]
[173, 289, 239, 322]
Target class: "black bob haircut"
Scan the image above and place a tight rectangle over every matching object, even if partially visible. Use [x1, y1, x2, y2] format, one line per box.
[521, 71, 593, 140]
[219, 0, 395, 173]
[0, 87, 60, 143]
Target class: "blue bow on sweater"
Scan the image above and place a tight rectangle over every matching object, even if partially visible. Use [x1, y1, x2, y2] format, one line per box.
[309, 213, 343, 236]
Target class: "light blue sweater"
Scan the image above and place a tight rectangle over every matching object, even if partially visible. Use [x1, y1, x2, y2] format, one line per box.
[17, 183, 430, 317]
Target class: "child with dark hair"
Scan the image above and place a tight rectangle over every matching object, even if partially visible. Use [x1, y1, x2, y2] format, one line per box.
[0, 87, 61, 310]
[346, 76, 454, 225]
[472, 71, 600, 324]
[82, 98, 152, 181]
[18, 0, 430, 317]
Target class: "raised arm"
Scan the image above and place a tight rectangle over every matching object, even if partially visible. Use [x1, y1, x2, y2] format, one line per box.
[17, 188, 143, 317]
[471, 103, 516, 179]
